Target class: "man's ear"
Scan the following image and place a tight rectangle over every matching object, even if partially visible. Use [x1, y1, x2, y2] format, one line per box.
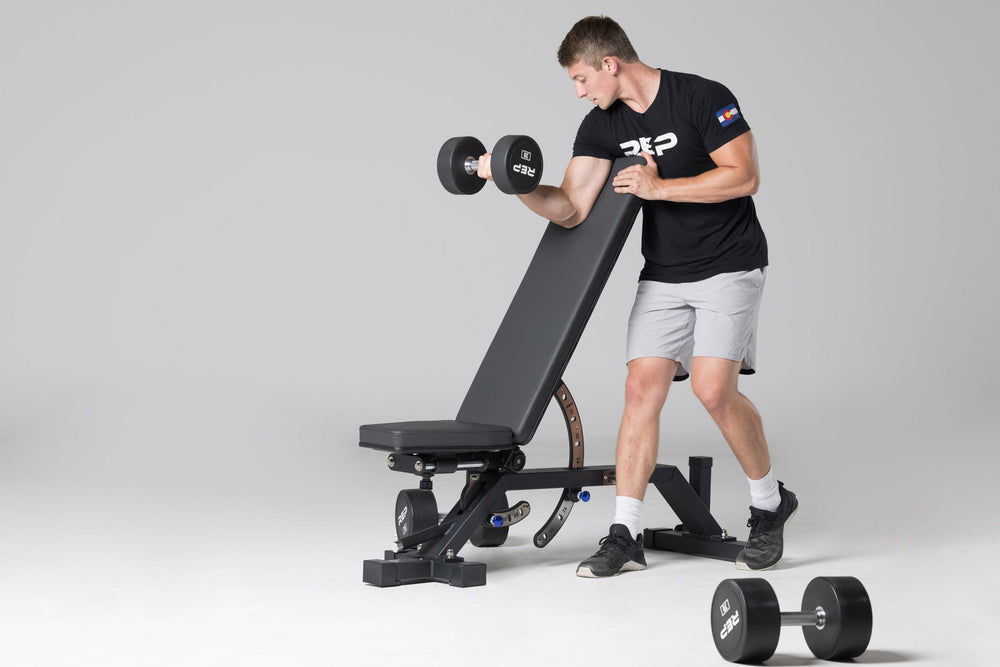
[602, 56, 619, 75]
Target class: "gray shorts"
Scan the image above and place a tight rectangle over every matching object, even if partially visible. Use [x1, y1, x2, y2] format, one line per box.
[626, 269, 766, 379]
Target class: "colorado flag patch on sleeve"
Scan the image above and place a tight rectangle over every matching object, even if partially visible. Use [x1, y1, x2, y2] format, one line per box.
[716, 104, 741, 127]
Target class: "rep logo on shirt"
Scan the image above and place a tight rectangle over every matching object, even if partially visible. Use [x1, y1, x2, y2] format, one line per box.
[620, 132, 678, 157]
[716, 104, 741, 127]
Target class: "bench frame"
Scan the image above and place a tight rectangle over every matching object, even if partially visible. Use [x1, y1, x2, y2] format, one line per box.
[360, 157, 747, 587]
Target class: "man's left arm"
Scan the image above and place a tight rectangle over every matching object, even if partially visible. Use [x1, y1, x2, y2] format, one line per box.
[611, 131, 760, 203]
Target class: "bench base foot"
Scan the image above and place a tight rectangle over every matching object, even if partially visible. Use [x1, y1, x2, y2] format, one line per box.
[643, 527, 746, 561]
[363, 551, 487, 588]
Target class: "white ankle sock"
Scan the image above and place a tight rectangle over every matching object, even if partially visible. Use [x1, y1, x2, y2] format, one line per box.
[748, 469, 781, 512]
[614, 496, 643, 539]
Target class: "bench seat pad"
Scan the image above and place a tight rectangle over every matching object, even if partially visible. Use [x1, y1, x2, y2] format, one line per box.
[359, 420, 515, 453]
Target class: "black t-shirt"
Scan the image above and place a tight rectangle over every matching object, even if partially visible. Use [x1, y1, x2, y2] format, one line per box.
[573, 69, 768, 283]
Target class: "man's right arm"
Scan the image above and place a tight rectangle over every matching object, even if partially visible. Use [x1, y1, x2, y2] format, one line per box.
[480, 154, 612, 228]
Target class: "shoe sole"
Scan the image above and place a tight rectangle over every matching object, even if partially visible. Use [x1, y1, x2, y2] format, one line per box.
[734, 504, 798, 571]
[576, 561, 647, 578]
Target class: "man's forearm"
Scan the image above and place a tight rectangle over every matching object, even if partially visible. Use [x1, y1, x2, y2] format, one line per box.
[655, 165, 759, 204]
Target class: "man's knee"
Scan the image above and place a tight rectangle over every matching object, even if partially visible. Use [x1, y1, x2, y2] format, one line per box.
[691, 372, 740, 415]
[623, 358, 676, 411]
[692, 381, 726, 414]
[690, 357, 742, 415]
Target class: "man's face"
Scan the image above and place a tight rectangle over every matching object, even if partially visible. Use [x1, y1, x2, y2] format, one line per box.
[568, 60, 616, 110]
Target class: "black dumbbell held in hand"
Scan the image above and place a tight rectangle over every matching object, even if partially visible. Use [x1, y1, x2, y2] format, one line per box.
[437, 135, 543, 195]
[712, 577, 873, 663]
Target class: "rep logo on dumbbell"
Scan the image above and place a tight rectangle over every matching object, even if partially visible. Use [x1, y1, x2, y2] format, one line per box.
[437, 135, 543, 195]
[711, 577, 873, 663]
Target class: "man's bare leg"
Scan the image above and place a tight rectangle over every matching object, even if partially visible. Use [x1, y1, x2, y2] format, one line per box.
[689, 356, 770, 479]
[615, 356, 679, 500]
[576, 356, 677, 578]
[690, 356, 797, 570]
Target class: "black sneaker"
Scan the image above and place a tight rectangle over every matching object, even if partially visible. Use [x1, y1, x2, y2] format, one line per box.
[735, 482, 798, 571]
[576, 524, 647, 578]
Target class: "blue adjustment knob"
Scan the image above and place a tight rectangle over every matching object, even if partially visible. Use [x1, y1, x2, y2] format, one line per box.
[491, 515, 504, 528]
[579, 490, 591, 502]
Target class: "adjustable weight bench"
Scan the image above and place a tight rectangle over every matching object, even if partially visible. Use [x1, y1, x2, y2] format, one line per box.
[359, 156, 745, 587]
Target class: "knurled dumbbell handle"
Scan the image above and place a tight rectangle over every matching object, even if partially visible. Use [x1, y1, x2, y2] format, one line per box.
[463, 156, 480, 175]
[781, 608, 826, 630]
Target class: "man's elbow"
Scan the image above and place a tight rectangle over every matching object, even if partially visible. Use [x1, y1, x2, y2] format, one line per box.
[743, 170, 760, 197]
[551, 205, 588, 229]
[554, 214, 584, 229]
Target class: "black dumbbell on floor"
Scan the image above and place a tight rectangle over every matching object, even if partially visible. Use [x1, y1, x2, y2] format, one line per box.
[711, 577, 873, 663]
[437, 135, 543, 195]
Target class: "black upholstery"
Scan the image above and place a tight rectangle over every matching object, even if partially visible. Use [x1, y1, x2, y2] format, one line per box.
[359, 421, 513, 453]
[359, 156, 643, 454]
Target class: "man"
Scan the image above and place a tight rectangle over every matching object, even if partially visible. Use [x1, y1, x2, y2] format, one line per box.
[478, 16, 797, 575]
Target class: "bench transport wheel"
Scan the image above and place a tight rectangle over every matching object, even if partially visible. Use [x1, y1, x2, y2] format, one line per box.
[395, 489, 438, 541]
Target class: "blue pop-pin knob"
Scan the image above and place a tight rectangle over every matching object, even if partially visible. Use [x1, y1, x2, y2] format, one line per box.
[579, 490, 591, 502]
[491, 515, 505, 527]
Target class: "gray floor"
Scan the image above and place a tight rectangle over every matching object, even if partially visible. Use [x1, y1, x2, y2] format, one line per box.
[1, 383, 994, 666]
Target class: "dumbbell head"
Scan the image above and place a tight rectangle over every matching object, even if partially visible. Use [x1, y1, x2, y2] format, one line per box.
[490, 134, 543, 194]
[711, 578, 781, 663]
[801, 576, 872, 660]
[437, 136, 488, 195]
